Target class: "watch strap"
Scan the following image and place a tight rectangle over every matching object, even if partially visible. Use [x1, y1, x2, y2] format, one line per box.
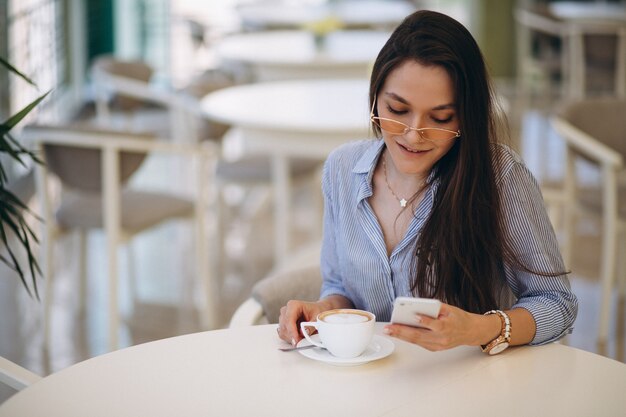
[481, 310, 511, 354]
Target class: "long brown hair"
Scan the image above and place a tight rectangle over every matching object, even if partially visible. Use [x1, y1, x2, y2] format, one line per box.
[369, 11, 530, 313]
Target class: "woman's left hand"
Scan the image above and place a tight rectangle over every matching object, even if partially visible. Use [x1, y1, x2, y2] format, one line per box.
[383, 303, 496, 351]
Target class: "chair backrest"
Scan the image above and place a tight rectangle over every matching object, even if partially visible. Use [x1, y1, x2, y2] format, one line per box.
[91, 56, 154, 111]
[558, 98, 626, 159]
[26, 124, 155, 192]
[251, 265, 322, 324]
[0, 356, 41, 391]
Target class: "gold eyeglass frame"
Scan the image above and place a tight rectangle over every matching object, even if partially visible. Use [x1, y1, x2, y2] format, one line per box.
[370, 95, 461, 141]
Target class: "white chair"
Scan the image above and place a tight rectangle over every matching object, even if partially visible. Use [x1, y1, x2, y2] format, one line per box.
[549, 98, 626, 354]
[93, 57, 324, 273]
[21, 125, 218, 351]
[0, 356, 41, 391]
[229, 264, 322, 327]
[515, 6, 626, 99]
[229, 242, 321, 327]
[91, 56, 234, 145]
[91, 56, 205, 145]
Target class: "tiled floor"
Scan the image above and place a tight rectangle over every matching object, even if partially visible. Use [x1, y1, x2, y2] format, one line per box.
[2, 84, 625, 406]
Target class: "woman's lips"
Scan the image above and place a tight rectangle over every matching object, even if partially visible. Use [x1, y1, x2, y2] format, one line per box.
[398, 142, 431, 154]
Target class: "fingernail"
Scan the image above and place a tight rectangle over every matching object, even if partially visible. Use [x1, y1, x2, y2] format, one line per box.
[291, 338, 296, 346]
[415, 315, 422, 324]
[383, 327, 391, 335]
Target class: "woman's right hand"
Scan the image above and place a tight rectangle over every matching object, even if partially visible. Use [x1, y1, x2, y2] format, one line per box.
[277, 295, 354, 346]
[277, 300, 326, 346]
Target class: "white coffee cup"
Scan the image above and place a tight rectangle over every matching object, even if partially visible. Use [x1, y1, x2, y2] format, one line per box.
[300, 309, 375, 358]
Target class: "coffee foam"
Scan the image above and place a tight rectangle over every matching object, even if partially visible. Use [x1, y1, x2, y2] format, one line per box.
[321, 310, 371, 324]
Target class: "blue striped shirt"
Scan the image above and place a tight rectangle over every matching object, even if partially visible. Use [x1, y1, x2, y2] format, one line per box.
[320, 139, 577, 345]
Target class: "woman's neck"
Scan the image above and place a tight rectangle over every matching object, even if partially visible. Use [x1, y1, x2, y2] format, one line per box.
[383, 149, 428, 195]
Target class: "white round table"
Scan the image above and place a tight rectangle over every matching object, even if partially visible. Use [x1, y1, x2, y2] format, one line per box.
[549, 2, 626, 22]
[236, 0, 415, 30]
[2, 324, 625, 416]
[202, 78, 371, 264]
[216, 30, 391, 81]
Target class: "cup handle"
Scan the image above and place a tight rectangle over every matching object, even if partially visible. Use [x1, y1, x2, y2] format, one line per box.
[300, 321, 323, 348]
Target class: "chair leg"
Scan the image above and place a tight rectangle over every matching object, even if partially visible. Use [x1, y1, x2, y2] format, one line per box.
[126, 240, 139, 309]
[197, 151, 218, 330]
[213, 181, 225, 289]
[597, 169, 618, 356]
[616, 234, 626, 362]
[42, 228, 55, 353]
[272, 155, 291, 264]
[561, 147, 576, 270]
[615, 27, 626, 98]
[77, 230, 88, 315]
[35, 153, 56, 353]
[103, 148, 121, 351]
[309, 166, 324, 241]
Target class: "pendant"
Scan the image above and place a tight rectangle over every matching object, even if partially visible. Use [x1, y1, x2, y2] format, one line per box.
[400, 198, 407, 208]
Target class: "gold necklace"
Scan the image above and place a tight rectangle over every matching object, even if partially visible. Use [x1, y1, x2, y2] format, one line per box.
[382, 155, 408, 208]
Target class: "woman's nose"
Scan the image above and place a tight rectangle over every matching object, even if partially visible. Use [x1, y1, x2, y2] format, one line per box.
[407, 117, 427, 141]
[405, 126, 427, 143]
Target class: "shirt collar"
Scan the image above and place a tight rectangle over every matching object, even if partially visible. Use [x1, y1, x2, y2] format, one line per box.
[353, 139, 385, 175]
[352, 139, 384, 204]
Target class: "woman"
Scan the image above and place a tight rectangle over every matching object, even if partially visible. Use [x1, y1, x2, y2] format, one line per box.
[277, 10, 577, 354]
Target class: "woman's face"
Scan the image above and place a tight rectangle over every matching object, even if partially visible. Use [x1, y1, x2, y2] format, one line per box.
[377, 60, 459, 178]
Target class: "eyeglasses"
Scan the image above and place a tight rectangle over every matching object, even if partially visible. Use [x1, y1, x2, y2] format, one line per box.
[370, 96, 461, 141]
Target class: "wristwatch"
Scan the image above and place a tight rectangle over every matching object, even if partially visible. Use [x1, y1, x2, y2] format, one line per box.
[481, 310, 511, 355]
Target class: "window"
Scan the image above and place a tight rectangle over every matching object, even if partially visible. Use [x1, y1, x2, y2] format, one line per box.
[7, 0, 67, 115]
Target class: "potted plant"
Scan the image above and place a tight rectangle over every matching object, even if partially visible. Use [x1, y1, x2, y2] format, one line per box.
[302, 16, 344, 51]
[0, 56, 50, 298]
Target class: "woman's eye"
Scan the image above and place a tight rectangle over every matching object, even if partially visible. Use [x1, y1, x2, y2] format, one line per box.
[432, 115, 453, 124]
[386, 105, 407, 115]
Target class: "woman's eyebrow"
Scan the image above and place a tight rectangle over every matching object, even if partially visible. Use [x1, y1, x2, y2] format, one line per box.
[383, 92, 455, 111]
[432, 103, 455, 110]
[383, 92, 409, 105]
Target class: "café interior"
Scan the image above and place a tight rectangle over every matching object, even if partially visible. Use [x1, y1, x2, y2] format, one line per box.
[1, 0, 625, 408]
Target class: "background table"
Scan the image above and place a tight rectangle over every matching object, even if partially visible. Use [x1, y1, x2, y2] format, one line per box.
[236, 0, 415, 30]
[202, 78, 370, 263]
[548, 2, 626, 22]
[216, 30, 391, 81]
[2, 324, 625, 416]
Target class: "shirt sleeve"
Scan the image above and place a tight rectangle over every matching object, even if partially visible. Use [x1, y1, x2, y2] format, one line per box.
[499, 160, 578, 345]
[319, 156, 351, 301]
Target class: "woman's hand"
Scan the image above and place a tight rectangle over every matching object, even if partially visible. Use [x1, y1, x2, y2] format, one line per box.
[277, 300, 326, 346]
[383, 303, 501, 351]
[277, 295, 354, 346]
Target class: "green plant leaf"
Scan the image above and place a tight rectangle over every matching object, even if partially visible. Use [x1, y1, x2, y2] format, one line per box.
[0, 58, 44, 299]
[1, 188, 42, 221]
[0, 195, 41, 245]
[14, 214, 41, 296]
[0, 57, 37, 87]
[0, 204, 41, 256]
[1, 90, 51, 131]
[0, 253, 20, 273]
[0, 163, 7, 185]
[0, 221, 32, 298]
[0, 134, 27, 170]
[0, 209, 39, 298]
[6, 132, 43, 165]
[0, 252, 32, 296]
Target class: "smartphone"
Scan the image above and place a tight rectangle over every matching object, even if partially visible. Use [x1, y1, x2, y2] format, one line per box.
[390, 297, 442, 327]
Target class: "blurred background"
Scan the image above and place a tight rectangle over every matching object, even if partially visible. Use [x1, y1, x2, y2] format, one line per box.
[1, 0, 625, 404]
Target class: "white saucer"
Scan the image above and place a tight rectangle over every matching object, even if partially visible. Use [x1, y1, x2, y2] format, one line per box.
[297, 335, 395, 366]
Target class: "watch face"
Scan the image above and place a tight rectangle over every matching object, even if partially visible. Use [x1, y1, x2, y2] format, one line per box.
[489, 342, 509, 355]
